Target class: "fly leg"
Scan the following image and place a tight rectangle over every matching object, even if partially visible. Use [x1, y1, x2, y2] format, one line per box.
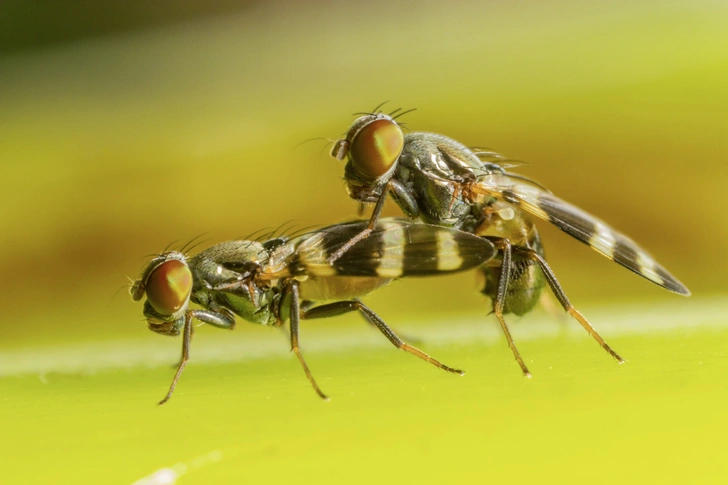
[171, 325, 194, 369]
[171, 304, 235, 367]
[303, 300, 421, 345]
[302, 299, 464, 375]
[326, 183, 391, 264]
[487, 238, 532, 378]
[327, 180, 420, 264]
[513, 247, 624, 363]
[199, 304, 237, 330]
[159, 309, 236, 405]
[159, 312, 192, 405]
[288, 281, 329, 400]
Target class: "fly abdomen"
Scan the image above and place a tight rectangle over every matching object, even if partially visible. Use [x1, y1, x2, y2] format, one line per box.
[481, 229, 546, 316]
[482, 257, 546, 316]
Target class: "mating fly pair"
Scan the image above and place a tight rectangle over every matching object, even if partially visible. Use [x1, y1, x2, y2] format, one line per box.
[132, 219, 497, 403]
[330, 103, 690, 377]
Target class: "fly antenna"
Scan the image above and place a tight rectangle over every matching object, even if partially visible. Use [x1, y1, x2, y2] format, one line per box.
[293, 136, 334, 149]
[111, 280, 132, 303]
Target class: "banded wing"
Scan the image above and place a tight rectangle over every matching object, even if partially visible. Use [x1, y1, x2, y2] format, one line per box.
[294, 219, 496, 278]
[471, 178, 690, 295]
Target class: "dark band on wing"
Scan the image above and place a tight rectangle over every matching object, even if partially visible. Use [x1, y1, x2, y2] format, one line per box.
[402, 224, 440, 274]
[291, 221, 374, 276]
[401, 224, 496, 275]
[294, 220, 496, 279]
[492, 185, 690, 295]
[328, 222, 386, 277]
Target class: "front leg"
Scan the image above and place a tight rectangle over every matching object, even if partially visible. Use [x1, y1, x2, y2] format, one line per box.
[194, 306, 236, 330]
[206, 278, 260, 308]
[159, 311, 193, 405]
[326, 182, 391, 264]
[159, 308, 236, 405]
[388, 179, 420, 219]
[327, 180, 421, 264]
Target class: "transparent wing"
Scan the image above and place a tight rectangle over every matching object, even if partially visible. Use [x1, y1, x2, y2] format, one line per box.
[295, 219, 496, 278]
[471, 177, 690, 295]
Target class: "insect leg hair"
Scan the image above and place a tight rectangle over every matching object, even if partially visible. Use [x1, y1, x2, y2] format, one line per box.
[302, 299, 464, 375]
[513, 247, 625, 364]
[288, 281, 330, 400]
[326, 182, 391, 264]
[170, 325, 194, 370]
[159, 312, 193, 405]
[158, 309, 236, 405]
[488, 237, 532, 377]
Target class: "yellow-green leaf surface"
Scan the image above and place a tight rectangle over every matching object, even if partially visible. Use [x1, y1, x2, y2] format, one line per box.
[2, 297, 727, 484]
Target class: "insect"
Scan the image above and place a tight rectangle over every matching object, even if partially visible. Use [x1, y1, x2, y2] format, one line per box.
[131, 219, 497, 404]
[330, 104, 690, 377]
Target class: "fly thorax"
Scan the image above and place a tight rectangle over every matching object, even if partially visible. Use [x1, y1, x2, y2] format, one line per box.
[189, 241, 269, 288]
[217, 288, 276, 326]
[403, 166, 468, 227]
[393, 164, 414, 186]
[190, 288, 212, 308]
[265, 242, 297, 277]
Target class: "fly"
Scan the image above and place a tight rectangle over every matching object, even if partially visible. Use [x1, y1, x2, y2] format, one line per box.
[330, 104, 690, 377]
[131, 219, 496, 404]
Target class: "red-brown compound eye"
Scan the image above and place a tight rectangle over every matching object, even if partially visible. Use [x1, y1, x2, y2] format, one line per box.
[349, 118, 404, 180]
[145, 259, 193, 316]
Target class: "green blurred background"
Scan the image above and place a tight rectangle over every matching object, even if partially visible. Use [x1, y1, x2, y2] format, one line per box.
[1, 1, 726, 483]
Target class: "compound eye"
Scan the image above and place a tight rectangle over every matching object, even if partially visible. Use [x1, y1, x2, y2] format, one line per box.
[349, 118, 404, 180]
[145, 259, 192, 316]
